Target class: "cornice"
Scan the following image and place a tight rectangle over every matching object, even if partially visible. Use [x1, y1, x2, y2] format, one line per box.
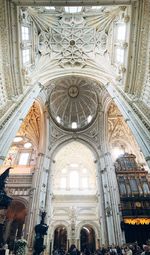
[133, 0, 150, 97]
[11, 0, 137, 7]
[125, 0, 150, 95]
[117, 88, 150, 133]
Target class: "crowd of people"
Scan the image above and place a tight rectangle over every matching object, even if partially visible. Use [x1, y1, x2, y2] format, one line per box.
[53, 243, 150, 255]
[94, 244, 150, 255]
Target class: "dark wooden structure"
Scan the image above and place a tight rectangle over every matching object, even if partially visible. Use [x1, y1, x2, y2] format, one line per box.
[115, 153, 150, 245]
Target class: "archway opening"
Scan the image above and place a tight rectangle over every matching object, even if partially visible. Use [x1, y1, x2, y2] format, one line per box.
[53, 226, 67, 251]
[80, 225, 95, 253]
[51, 141, 98, 249]
[5, 200, 27, 251]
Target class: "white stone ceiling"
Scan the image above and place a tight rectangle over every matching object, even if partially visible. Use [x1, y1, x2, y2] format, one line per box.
[48, 76, 100, 130]
[20, 4, 129, 86]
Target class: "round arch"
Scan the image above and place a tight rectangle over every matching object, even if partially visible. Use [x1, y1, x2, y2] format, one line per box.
[50, 220, 70, 239]
[11, 196, 29, 209]
[76, 221, 100, 240]
[53, 225, 68, 251]
[34, 65, 115, 89]
[5, 199, 28, 251]
[78, 224, 97, 252]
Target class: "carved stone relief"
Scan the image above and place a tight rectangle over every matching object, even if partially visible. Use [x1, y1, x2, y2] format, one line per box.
[108, 102, 148, 166]
[17, 101, 41, 147]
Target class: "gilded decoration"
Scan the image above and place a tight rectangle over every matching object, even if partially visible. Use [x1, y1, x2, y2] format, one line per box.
[17, 102, 41, 147]
[124, 218, 150, 225]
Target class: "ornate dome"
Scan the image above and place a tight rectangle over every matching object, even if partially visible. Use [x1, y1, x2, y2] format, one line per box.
[48, 76, 99, 130]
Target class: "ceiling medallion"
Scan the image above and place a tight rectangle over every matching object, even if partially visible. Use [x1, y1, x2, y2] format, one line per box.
[70, 40, 76, 46]
[68, 86, 79, 98]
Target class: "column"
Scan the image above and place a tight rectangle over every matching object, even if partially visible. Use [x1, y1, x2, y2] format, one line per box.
[104, 152, 125, 245]
[96, 161, 108, 246]
[27, 152, 50, 253]
[99, 155, 116, 245]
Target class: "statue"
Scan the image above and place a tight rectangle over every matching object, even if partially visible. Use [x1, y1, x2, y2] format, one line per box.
[33, 211, 48, 255]
[0, 167, 13, 209]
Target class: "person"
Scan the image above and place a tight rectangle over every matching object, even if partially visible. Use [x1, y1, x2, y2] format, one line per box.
[141, 245, 150, 255]
[84, 248, 91, 255]
[124, 246, 132, 255]
[14, 237, 27, 255]
[68, 244, 80, 255]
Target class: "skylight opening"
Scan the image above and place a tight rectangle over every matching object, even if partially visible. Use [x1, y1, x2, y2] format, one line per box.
[64, 7, 82, 13]
[22, 49, 30, 65]
[24, 142, 32, 149]
[45, 7, 55, 10]
[117, 23, 126, 41]
[87, 115, 92, 123]
[56, 116, 61, 123]
[22, 26, 29, 41]
[13, 137, 23, 143]
[116, 48, 124, 64]
[92, 6, 102, 10]
[72, 122, 77, 129]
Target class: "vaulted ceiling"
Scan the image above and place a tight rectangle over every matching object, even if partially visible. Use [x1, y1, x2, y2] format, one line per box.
[0, 0, 150, 158]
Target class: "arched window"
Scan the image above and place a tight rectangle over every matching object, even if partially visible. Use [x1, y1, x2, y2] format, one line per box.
[70, 171, 79, 189]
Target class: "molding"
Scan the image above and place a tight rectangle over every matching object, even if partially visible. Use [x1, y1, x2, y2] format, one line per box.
[11, 0, 137, 6]
[125, 0, 150, 95]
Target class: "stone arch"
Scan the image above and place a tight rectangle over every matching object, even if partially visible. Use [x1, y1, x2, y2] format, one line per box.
[76, 222, 99, 252]
[50, 137, 100, 163]
[107, 101, 147, 164]
[11, 196, 29, 209]
[50, 221, 69, 239]
[53, 224, 68, 251]
[4, 198, 28, 251]
[34, 66, 115, 89]
[76, 221, 100, 240]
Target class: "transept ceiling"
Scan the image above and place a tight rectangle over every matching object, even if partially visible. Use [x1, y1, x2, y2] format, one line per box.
[48, 76, 100, 131]
[20, 5, 130, 86]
